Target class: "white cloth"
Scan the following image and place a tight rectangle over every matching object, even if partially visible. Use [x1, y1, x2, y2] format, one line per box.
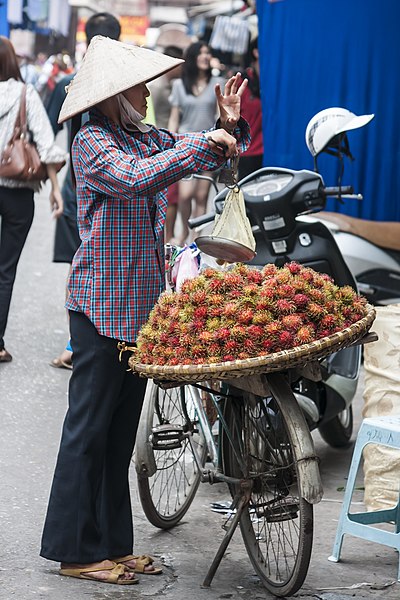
[7, 0, 23, 24]
[48, 0, 70, 37]
[210, 16, 249, 55]
[117, 94, 150, 133]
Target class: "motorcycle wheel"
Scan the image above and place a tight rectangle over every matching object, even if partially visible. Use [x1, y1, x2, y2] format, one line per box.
[318, 406, 353, 448]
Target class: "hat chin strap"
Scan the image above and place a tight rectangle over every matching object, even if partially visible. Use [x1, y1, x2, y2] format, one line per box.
[313, 133, 353, 204]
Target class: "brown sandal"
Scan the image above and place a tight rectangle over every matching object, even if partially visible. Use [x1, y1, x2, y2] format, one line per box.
[112, 554, 163, 575]
[0, 349, 12, 363]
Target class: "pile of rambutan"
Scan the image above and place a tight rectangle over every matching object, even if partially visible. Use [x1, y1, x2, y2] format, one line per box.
[135, 262, 368, 366]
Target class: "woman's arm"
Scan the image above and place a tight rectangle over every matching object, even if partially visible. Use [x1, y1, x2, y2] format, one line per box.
[168, 106, 180, 133]
[76, 126, 237, 198]
[319, 212, 400, 251]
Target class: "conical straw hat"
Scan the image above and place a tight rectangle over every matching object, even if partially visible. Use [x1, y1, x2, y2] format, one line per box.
[58, 35, 184, 123]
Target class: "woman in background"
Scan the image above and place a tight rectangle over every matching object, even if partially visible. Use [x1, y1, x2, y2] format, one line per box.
[168, 41, 225, 244]
[0, 36, 65, 363]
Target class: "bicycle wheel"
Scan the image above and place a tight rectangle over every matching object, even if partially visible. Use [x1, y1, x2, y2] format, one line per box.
[222, 392, 313, 596]
[136, 381, 207, 529]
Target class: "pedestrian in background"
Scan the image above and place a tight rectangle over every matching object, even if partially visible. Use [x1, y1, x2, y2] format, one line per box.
[46, 12, 121, 370]
[0, 36, 65, 364]
[40, 35, 249, 585]
[148, 44, 183, 242]
[168, 41, 225, 245]
[237, 36, 264, 180]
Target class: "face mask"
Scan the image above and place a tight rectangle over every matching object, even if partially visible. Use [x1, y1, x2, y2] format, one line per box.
[117, 93, 150, 133]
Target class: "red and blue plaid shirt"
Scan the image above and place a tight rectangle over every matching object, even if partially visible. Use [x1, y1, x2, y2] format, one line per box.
[66, 110, 250, 343]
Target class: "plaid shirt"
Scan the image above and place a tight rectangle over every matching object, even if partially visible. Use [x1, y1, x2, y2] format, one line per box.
[66, 110, 250, 343]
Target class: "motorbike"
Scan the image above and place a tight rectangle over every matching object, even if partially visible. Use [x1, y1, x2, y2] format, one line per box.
[188, 166, 363, 447]
[312, 214, 400, 306]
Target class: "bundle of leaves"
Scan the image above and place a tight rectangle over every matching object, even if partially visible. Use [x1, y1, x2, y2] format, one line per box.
[135, 262, 368, 366]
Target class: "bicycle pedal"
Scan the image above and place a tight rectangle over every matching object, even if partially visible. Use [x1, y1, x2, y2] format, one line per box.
[151, 423, 185, 450]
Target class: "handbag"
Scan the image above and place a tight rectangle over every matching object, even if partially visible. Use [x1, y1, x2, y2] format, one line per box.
[0, 85, 57, 182]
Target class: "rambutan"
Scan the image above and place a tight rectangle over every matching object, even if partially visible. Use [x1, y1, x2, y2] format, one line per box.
[262, 263, 278, 278]
[238, 308, 254, 324]
[277, 284, 296, 298]
[193, 306, 208, 320]
[223, 302, 239, 317]
[253, 311, 273, 326]
[279, 330, 294, 347]
[307, 302, 326, 320]
[275, 299, 296, 314]
[224, 339, 240, 353]
[295, 325, 315, 345]
[214, 327, 231, 341]
[286, 261, 302, 275]
[199, 330, 214, 343]
[281, 314, 304, 331]
[320, 314, 339, 330]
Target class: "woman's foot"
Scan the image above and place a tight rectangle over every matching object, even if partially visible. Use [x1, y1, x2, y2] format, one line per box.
[60, 559, 138, 584]
[0, 348, 12, 363]
[50, 349, 73, 370]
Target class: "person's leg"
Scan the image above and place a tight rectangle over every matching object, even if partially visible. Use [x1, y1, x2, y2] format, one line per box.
[192, 177, 212, 218]
[238, 154, 263, 182]
[177, 179, 194, 245]
[165, 182, 179, 243]
[40, 311, 145, 565]
[0, 187, 34, 356]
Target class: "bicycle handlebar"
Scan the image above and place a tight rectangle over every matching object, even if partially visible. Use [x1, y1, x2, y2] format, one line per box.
[188, 212, 215, 229]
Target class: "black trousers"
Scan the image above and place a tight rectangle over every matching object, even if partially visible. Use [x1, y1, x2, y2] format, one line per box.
[0, 186, 34, 350]
[40, 311, 147, 563]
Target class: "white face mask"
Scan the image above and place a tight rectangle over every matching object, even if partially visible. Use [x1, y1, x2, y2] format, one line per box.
[117, 93, 150, 133]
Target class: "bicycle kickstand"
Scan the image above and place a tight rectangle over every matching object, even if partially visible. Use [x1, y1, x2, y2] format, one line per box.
[201, 482, 252, 588]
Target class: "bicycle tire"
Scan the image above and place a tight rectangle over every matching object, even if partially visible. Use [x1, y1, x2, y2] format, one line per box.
[136, 382, 207, 529]
[222, 391, 313, 597]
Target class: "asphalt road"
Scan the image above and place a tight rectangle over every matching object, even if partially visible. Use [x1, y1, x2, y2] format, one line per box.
[0, 180, 399, 600]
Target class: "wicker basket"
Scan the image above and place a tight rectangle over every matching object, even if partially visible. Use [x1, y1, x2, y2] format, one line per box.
[130, 303, 376, 383]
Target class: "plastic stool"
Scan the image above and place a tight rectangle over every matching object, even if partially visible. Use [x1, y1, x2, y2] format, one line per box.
[328, 415, 400, 580]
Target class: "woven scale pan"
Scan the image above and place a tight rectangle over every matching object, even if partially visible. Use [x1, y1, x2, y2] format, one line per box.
[130, 303, 376, 383]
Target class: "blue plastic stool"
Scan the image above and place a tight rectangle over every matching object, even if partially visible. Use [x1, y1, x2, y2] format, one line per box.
[328, 415, 400, 580]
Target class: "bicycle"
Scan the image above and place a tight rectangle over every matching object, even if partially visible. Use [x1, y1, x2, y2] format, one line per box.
[132, 308, 375, 596]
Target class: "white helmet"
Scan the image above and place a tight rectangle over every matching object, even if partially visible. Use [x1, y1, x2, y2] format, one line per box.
[305, 107, 374, 157]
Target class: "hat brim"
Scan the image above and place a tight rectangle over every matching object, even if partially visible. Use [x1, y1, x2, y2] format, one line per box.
[336, 113, 374, 134]
[58, 36, 184, 123]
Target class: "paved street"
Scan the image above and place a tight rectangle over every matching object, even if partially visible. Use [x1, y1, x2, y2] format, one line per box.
[0, 180, 399, 600]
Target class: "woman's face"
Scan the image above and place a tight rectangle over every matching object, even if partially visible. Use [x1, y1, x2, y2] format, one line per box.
[196, 45, 212, 72]
[123, 82, 150, 116]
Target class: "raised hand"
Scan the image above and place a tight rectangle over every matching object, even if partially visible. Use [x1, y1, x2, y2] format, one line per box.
[215, 72, 248, 133]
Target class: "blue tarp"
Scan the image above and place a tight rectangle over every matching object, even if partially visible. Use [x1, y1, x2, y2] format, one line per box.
[256, 0, 400, 221]
[0, 0, 9, 37]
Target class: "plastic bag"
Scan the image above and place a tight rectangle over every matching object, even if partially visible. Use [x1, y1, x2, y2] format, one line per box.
[170, 244, 200, 292]
[211, 186, 256, 253]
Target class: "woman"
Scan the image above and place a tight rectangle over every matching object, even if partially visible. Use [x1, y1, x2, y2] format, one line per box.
[238, 36, 264, 180]
[0, 36, 65, 363]
[40, 35, 249, 586]
[168, 41, 225, 244]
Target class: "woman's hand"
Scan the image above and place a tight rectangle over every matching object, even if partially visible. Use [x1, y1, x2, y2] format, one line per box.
[215, 73, 248, 133]
[46, 163, 63, 218]
[49, 187, 63, 218]
[205, 129, 238, 158]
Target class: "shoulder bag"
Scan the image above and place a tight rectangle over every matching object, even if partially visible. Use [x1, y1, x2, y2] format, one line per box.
[0, 85, 54, 182]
